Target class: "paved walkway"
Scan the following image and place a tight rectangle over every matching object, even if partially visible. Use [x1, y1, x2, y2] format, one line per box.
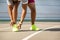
[0, 22, 60, 40]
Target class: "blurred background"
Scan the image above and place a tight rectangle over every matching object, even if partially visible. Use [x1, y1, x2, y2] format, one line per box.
[0, 0, 60, 21]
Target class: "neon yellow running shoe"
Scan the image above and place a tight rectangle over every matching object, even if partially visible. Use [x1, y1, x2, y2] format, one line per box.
[30, 24, 40, 31]
[12, 24, 18, 32]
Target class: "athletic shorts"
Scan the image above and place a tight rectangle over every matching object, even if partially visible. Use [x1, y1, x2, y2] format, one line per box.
[28, 0, 35, 4]
[7, 0, 28, 5]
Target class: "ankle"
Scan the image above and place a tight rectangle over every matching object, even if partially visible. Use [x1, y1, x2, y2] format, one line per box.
[10, 21, 16, 26]
[18, 22, 22, 25]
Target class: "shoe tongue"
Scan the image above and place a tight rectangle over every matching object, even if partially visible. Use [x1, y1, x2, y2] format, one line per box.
[32, 24, 37, 29]
[32, 24, 36, 27]
[32, 24, 35, 26]
[13, 24, 17, 28]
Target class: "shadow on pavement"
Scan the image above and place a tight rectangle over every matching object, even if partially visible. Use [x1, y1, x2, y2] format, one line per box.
[0, 28, 60, 32]
[17, 29, 42, 32]
[44, 28, 60, 31]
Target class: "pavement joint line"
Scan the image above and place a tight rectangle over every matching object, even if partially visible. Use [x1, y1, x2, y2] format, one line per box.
[22, 26, 59, 40]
